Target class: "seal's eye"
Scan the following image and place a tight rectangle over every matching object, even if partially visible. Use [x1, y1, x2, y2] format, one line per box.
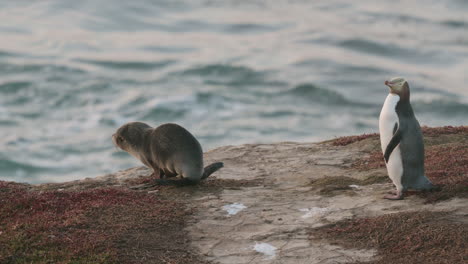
[117, 136, 125, 143]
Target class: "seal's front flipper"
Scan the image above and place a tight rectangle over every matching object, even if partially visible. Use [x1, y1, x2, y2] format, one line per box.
[162, 169, 178, 179]
[148, 167, 162, 178]
[384, 124, 402, 163]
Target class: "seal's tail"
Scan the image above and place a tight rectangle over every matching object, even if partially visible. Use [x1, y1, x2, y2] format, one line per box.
[201, 162, 224, 180]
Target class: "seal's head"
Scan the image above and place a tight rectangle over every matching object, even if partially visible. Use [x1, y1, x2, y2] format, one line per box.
[385, 77, 410, 101]
[112, 122, 152, 154]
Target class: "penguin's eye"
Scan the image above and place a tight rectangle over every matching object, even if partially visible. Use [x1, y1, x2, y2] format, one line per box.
[117, 136, 124, 143]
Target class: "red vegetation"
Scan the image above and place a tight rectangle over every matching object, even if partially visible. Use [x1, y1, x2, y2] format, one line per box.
[311, 211, 468, 264]
[422, 144, 468, 202]
[0, 182, 196, 263]
[314, 127, 468, 263]
[421, 125, 468, 136]
[331, 125, 468, 146]
[425, 144, 468, 186]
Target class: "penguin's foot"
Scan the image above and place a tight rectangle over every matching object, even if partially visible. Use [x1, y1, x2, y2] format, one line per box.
[384, 190, 403, 200]
[387, 190, 398, 195]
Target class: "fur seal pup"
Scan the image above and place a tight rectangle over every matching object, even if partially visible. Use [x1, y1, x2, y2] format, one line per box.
[113, 122, 223, 186]
[379, 77, 434, 200]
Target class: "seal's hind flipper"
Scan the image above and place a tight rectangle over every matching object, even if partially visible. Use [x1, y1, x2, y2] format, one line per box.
[201, 162, 224, 180]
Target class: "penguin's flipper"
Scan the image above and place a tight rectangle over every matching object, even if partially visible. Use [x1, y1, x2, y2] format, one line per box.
[384, 123, 402, 163]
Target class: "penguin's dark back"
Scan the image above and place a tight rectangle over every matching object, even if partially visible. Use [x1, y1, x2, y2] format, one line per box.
[396, 101, 426, 188]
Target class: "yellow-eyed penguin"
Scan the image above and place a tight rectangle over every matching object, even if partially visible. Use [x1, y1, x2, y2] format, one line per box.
[379, 77, 434, 200]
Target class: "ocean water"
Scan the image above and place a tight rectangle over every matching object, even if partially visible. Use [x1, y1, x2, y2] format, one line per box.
[0, 0, 467, 183]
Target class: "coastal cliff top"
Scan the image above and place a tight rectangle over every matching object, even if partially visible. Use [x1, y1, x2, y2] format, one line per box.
[1, 126, 467, 263]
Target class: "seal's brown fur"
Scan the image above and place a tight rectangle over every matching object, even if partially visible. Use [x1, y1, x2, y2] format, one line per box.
[113, 122, 223, 185]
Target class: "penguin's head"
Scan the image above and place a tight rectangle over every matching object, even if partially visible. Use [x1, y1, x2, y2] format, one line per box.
[384, 77, 410, 99]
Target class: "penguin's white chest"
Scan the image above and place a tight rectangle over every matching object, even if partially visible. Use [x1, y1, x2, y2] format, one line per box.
[379, 94, 404, 190]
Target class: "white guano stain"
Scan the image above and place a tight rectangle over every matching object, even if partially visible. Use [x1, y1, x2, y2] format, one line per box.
[253, 242, 277, 259]
[222, 203, 247, 216]
[299, 207, 329, 218]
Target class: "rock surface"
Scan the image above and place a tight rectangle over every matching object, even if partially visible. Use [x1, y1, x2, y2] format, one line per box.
[185, 140, 466, 264]
[3, 127, 467, 263]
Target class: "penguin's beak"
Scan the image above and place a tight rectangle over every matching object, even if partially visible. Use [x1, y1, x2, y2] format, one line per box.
[384, 80, 394, 92]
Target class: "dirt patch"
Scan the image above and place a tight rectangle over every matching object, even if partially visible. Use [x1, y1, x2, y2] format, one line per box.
[126, 176, 263, 190]
[124, 176, 265, 201]
[351, 151, 385, 171]
[310, 211, 468, 264]
[0, 181, 207, 264]
[199, 177, 264, 189]
[309, 176, 359, 196]
[329, 133, 379, 146]
[309, 175, 390, 196]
